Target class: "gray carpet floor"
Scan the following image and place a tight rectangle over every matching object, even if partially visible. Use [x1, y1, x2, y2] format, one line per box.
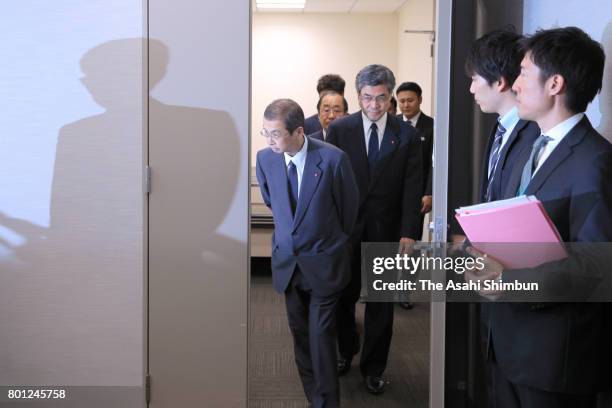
[249, 273, 430, 407]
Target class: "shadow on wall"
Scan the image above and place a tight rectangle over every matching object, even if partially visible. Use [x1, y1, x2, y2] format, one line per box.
[0, 37, 245, 406]
[597, 20, 612, 142]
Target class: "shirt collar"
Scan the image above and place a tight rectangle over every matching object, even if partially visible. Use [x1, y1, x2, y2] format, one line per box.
[284, 135, 308, 167]
[404, 111, 421, 127]
[544, 113, 584, 141]
[362, 111, 388, 134]
[498, 106, 520, 133]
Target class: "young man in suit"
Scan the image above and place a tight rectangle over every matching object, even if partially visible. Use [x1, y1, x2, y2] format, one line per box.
[396, 82, 435, 223]
[309, 91, 348, 141]
[465, 30, 540, 205]
[395, 82, 436, 310]
[326, 64, 423, 394]
[256, 99, 358, 408]
[469, 27, 612, 408]
[304, 74, 346, 135]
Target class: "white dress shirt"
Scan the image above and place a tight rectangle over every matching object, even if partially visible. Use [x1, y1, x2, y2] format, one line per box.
[403, 111, 421, 128]
[284, 136, 308, 196]
[533, 113, 584, 176]
[362, 112, 388, 155]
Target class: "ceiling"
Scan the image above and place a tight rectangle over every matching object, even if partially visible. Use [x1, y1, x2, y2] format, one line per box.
[253, 0, 409, 14]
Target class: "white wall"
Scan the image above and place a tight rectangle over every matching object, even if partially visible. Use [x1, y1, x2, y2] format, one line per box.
[251, 13, 399, 161]
[397, 0, 436, 116]
[523, 0, 611, 141]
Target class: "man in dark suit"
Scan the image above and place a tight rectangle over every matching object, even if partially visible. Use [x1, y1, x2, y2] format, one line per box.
[309, 91, 348, 142]
[396, 81, 434, 228]
[469, 27, 612, 408]
[462, 28, 541, 406]
[326, 64, 423, 394]
[256, 99, 359, 408]
[395, 81, 436, 309]
[304, 74, 346, 135]
[464, 30, 541, 205]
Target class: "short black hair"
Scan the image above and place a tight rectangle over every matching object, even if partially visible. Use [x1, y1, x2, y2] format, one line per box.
[465, 28, 524, 86]
[263, 99, 304, 133]
[396, 82, 423, 97]
[316, 91, 348, 113]
[316, 74, 346, 95]
[522, 26, 605, 113]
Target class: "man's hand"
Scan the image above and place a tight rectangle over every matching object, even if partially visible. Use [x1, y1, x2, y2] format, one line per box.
[421, 195, 432, 214]
[398, 237, 416, 255]
[464, 246, 504, 300]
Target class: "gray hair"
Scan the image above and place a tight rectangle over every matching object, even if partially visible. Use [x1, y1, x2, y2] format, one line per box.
[263, 99, 305, 133]
[355, 64, 396, 94]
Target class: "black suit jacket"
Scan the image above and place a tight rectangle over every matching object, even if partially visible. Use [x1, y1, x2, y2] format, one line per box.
[489, 117, 612, 394]
[304, 114, 322, 136]
[327, 112, 423, 241]
[415, 113, 434, 196]
[398, 113, 434, 195]
[478, 119, 540, 202]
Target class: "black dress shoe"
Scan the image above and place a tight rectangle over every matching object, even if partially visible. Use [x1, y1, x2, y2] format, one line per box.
[364, 376, 387, 394]
[399, 301, 414, 310]
[337, 356, 352, 376]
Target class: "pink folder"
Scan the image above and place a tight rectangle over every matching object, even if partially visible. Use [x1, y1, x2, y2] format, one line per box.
[455, 196, 567, 268]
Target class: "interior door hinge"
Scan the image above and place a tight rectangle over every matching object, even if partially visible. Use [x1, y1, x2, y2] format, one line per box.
[145, 166, 151, 194]
[146, 374, 151, 404]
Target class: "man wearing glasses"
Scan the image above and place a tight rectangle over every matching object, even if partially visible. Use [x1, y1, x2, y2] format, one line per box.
[326, 64, 423, 394]
[309, 91, 349, 141]
[256, 99, 359, 408]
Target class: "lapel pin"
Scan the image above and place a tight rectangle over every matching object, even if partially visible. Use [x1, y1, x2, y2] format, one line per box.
[391, 140, 395, 144]
[314, 172, 319, 177]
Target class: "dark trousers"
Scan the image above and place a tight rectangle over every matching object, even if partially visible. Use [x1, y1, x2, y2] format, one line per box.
[488, 358, 597, 408]
[336, 242, 394, 377]
[285, 266, 340, 408]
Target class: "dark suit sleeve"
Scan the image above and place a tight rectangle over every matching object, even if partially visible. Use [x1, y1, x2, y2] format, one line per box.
[255, 154, 272, 209]
[578, 149, 612, 241]
[333, 152, 359, 236]
[401, 129, 424, 239]
[425, 161, 433, 196]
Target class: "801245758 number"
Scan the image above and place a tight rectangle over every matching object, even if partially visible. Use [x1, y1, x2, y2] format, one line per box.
[7, 389, 66, 399]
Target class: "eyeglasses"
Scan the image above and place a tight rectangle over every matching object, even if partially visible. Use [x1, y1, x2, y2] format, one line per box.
[260, 128, 289, 141]
[360, 93, 389, 105]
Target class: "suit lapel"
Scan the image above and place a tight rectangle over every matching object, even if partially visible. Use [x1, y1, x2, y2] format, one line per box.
[487, 120, 528, 200]
[525, 119, 587, 195]
[292, 145, 323, 231]
[497, 120, 527, 171]
[369, 115, 400, 188]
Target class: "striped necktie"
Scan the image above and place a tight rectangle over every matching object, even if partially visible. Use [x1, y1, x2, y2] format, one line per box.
[485, 122, 506, 202]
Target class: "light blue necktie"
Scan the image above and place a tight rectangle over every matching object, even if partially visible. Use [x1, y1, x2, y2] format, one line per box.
[517, 134, 553, 196]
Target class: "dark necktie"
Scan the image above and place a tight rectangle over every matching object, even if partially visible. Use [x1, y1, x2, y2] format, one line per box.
[287, 161, 298, 215]
[485, 122, 506, 202]
[368, 123, 379, 170]
[517, 134, 553, 196]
